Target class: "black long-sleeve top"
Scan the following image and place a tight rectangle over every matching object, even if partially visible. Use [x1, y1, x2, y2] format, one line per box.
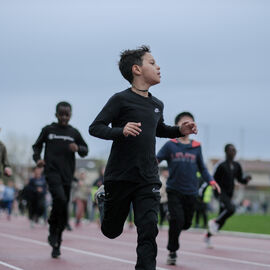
[89, 88, 183, 184]
[33, 122, 88, 184]
[213, 160, 248, 198]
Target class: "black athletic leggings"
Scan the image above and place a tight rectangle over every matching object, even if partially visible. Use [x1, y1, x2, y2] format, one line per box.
[215, 192, 235, 230]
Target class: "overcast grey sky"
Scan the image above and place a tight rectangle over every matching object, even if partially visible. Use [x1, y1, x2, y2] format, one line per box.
[1, 0, 269, 162]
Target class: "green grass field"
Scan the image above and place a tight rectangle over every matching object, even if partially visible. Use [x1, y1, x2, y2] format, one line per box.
[195, 214, 270, 235]
[217, 214, 270, 235]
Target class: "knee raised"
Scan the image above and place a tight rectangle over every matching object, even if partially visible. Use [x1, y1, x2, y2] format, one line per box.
[101, 225, 123, 239]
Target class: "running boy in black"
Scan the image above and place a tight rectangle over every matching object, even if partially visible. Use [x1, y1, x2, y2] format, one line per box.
[89, 46, 197, 270]
[157, 112, 220, 265]
[206, 144, 251, 242]
[32, 101, 88, 258]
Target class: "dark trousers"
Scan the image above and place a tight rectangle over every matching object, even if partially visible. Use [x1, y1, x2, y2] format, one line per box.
[167, 189, 196, 252]
[102, 181, 161, 270]
[215, 192, 235, 230]
[46, 174, 71, 238]
[2, 200, 13, 215]
[28, 197, 45, 221]
[195, 200, 207, 228]
[159, 202, 168, 226]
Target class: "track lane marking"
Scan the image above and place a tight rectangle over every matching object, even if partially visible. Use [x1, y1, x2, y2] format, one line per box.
[66, 233, 270, 268]
[1, 222, 270, 268]
[69, 232, 270, 255]
[0, 261, 25, 270]
[0, 233, 170, 270]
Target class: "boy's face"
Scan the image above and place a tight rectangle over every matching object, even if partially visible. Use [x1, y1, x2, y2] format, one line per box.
[177, 116, 194, 138]
[56, 106, 71, 126]
[139, 53, 161, 86]
[226, 145, 236, 160]
[177, 116, 194, 127]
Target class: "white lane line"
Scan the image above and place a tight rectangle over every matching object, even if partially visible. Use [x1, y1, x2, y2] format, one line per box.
[182, 239, 270, 255]
[68, 233, 270, 254]
[0, 261, 24, 270]
[1, 223, 270, 268]
[181, 251, 270, 268]
[67, 233, 270, 268]
[1, 221, 269, 254]
[0, 233, 170, 270]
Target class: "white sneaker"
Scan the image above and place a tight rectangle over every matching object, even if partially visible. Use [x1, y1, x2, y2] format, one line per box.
[166, 251, 177, 265]
[94, 185, 105, 223]
[204, 235, 213, 249]
[94, 185, 105, 204]
[208, 219, 219, 235]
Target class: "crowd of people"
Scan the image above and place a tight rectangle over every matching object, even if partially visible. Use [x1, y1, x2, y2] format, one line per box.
[0, 45, 255, 269]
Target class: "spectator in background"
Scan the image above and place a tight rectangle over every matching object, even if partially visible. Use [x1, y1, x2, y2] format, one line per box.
[194, 172, 213, 229]
[73, 169, 91, 227]
[2, 180, 15, 220]
[26, 167, 47, 228]
[90, 166, 105, 223]
[261, 201, 268, 215]
[0, 179, 5, 211]
[0, 129, 13, 179]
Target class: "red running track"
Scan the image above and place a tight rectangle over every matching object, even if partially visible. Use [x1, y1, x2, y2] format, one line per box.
[0, 216, 269, 270]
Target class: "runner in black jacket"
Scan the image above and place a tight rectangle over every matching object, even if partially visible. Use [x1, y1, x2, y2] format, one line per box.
[206, 144, 251, 244]
[32, 101, 88, 258]
[89, 46, 197, 270]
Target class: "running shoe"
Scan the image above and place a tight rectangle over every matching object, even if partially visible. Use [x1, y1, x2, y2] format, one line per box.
[208, 219, 219, 235]
[204, 234, 213, 249]
[94, 185, 105, 223]
[166, 251, 177, 265]
[51, 246, 61, 258]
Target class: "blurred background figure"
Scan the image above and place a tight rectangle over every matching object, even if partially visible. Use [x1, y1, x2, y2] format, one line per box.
[159, 167, 169, 228]
[127, 204, 134, 229]
[0, 179, 5, 213]
[73, 169, 91, 227]
[0, 129, 13, 179]
[1, 180, 15, 220]
[206, 144, 252, 246]
[90, 166, 104, 223]
[194, 172, 213, 229]
[25, 166, 47, 228]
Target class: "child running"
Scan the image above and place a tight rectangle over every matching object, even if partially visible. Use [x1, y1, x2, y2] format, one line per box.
[32, 101, 88, 258]
[206, 143, 251, 245]
[89, 46, 197, 270]
[157, 112, 220, 265]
